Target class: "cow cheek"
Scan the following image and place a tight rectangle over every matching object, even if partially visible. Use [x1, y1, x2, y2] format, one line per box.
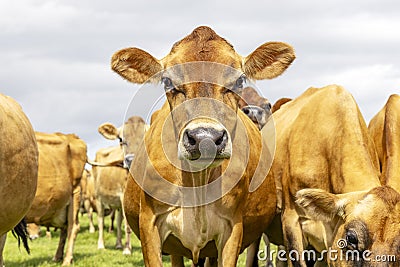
[166, 91, 186, 111]
[223, 92, 240, 111]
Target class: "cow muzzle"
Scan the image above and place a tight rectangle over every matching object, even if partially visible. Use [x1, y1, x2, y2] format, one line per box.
[241, 105, 271, 129]
[178, 120, 232, 161]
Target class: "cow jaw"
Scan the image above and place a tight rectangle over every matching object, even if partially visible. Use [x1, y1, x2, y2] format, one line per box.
[178, 118, 232, 168]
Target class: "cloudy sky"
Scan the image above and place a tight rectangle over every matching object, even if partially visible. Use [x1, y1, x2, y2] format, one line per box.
[1, 0, 399, 159]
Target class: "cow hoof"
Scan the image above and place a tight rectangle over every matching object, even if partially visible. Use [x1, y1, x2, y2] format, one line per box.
[123, 248, 131, 255]
[115, 243, 123, 250]
[61, 257, 73, 266]
[89, 227, 95, 233]
[98, 243, 105, 249]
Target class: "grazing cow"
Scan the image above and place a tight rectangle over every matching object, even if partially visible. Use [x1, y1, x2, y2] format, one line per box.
[270, 85, 400, 266]
[368, 94, 400, 190]
[0, 93, 38, 266]
[238, 87, 272, 129]
[92, 116, 147, 255]
[111, 26, 295, 266]
[25, 132, 87, 266]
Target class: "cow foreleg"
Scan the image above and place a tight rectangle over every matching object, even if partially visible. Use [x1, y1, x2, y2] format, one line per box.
[96, 198, 105, 249]
[62, 186, 81, 266]
[115, 208, 123, 249]
[120, 195, 132, 255]
[218, 221, 243, 267]
[282, 209, 306, 267]
[139, 206, 162, 267]
[123, 220, 132, 255]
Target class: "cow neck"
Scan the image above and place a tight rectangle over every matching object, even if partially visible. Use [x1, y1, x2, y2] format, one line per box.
[182, 165, 213, 187]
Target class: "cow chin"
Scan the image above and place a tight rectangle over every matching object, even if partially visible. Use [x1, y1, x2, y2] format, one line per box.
[177, 119, 232, 164]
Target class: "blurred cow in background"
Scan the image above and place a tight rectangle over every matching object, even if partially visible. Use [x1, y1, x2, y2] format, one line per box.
[25, 132, 87, 266]
[92, 116, 147, 255]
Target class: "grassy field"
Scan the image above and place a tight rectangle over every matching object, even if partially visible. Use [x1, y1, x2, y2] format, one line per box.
[3, 213, 257, 266]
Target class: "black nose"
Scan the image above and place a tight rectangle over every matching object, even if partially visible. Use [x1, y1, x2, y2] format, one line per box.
[242, 106, 261, 122]
[183, 127, 228, 160]
[124, 154, 135, 169]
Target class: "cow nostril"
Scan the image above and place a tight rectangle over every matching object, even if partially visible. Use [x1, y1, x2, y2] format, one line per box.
[185, 131, 197, 146]
[243, 108, 249, 115]
[215, 131, 226, 146]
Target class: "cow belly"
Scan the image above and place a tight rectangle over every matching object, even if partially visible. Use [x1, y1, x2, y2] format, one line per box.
[98, 193, 122, 209]
[160, 207, 229, 257]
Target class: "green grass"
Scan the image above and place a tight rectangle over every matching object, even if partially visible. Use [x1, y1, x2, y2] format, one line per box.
[3, 213, 258, 266]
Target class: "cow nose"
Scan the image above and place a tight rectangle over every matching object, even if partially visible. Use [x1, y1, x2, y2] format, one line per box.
[183, 127, 228, 160]
[242, 106, 260, 122]
[242, 106, 260, 117]
[124, 154, 135, 169]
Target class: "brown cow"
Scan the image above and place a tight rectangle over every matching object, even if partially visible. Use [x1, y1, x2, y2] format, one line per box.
[0, 94, 38, 266]
[25, 132, 87, 266]
[270, 85, 400, 266]
[368, 94, 400, 190]
[110, 26, 295, 266]
[238, 87, 272, 129]
[93, 116, 147, 255]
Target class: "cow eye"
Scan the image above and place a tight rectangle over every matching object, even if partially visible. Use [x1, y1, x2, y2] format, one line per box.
[346, 230, 358, 250]
[162, 77, 175, 91]
[232, 74, 246, 93]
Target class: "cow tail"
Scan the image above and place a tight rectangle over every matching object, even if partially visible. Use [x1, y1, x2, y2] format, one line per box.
[11, 218, 30, 254]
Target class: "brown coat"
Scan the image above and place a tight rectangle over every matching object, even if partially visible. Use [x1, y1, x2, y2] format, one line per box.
[0, 94, 38, 266]
[25, 132, 87, 266]
[111, 26, 295, 266]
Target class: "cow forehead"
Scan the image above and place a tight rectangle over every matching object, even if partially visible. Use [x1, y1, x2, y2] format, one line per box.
[163, 27, 242, 68]
[349, 192, 400, 228]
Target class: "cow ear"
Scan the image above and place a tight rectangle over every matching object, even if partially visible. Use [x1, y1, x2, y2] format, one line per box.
[98, 123, 120, 140]
[244, 42, 295, 80]
[295, 189, 348, 221]
[111, 47, 163, 84]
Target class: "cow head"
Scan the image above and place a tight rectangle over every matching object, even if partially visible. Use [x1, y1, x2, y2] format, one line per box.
[111, 26, 295, 166]
[98, 116, 148, 168]
[296, 186, 400, 266]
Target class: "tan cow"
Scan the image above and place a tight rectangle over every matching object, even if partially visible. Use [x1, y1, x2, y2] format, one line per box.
[92, 116, 147, 255]
[91, 145, 131, 254]
[238, 87, 272, 129]
[110, 26, 295, 266]
[25, 132, 87, 266]
[0, 93, 38, 266]
[368, 94, 400, 190]
[270, 85, 400, 266]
